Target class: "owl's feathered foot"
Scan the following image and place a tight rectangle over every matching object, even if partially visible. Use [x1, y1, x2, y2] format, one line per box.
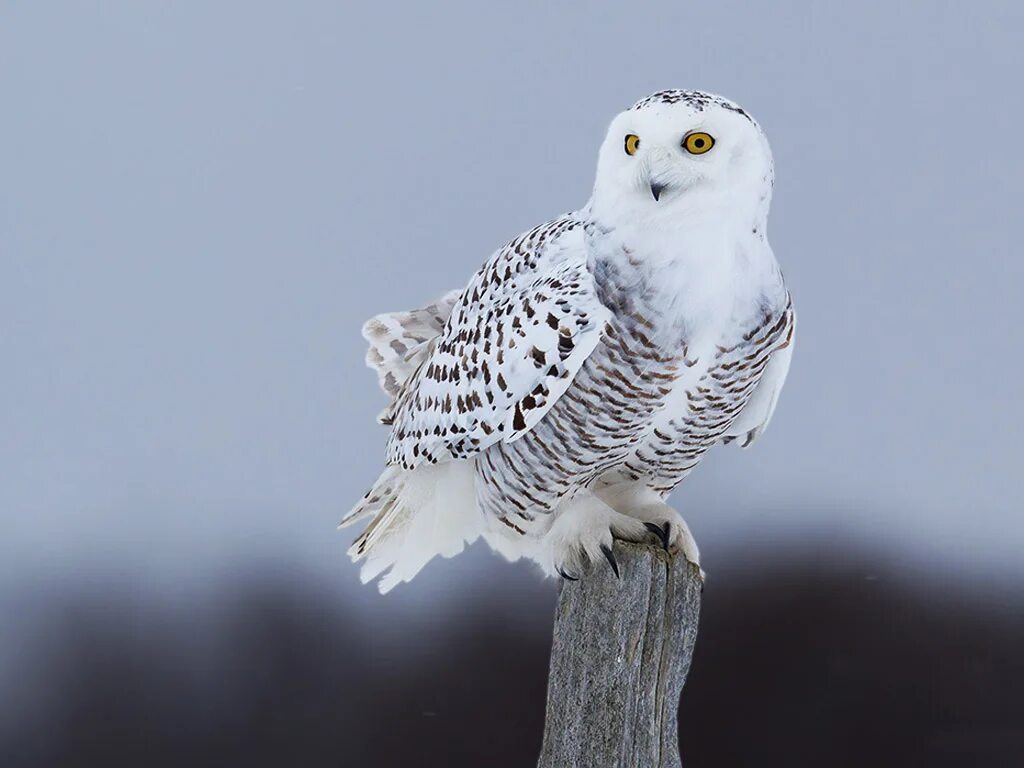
[595, 485, 704, 581]
[537, 491, 649, 580]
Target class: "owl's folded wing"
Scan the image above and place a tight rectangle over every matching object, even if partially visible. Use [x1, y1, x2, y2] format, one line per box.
[385, 254, 610, 469]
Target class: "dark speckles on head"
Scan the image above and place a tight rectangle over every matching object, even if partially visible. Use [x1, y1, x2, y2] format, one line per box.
[629, 89, 756, 127]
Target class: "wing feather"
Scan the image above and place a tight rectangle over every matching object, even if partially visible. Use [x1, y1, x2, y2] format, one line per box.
[721, 302, 795, 448]
[361, 290, 461, 423]
[385, 215, 609, 468]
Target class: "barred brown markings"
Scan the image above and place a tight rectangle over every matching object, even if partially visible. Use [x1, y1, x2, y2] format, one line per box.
[723, 376, 761, 397]
[764, 312, 789, 340]
[633, 329, 661, 351]
[778, 316, 795, 348]
[642, 366, 678, 383]
[505, 492, 530, 513]
[582, 414, 621, 435]
[607, 411, 633, 426]
[743, 318, 769, 342]
[517, 483, 552, 511]
[597, 364, 647, 394]
[602, 375, 653, 404]
[651, 445, 686, 458]
[627, 310, 656, 330]
[526, 446, 561, 478]
[536, 423, 577, 466]
[498, 516, 526, 535]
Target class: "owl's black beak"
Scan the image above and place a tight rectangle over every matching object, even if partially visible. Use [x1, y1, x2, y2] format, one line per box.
[650, 181, 667, 201]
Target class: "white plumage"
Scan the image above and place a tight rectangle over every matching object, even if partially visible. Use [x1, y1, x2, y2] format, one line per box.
[342, 90, 795, 592]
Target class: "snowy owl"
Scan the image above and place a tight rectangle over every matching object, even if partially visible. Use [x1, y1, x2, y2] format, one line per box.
[341, 89, 795, 593]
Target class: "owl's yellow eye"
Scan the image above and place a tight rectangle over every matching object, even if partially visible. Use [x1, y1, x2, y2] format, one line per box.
[624, 134, 640, 156]
[683, 132, 715, 155]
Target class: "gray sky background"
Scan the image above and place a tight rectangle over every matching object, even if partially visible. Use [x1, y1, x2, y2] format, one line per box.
[2, 1, 1023, 607]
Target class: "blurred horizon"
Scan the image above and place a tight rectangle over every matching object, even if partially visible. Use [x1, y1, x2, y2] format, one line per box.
[3, 545, 1022, 766]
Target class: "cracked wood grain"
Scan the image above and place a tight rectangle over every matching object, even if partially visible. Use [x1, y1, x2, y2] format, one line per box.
[537, 542, 702, 768]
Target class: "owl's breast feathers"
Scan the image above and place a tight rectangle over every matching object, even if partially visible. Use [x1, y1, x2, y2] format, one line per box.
[575, 225, 793, 493]
[614, 291, 795, 493]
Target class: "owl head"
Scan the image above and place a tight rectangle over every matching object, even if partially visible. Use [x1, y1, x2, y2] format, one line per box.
[592, 90, 774, 225]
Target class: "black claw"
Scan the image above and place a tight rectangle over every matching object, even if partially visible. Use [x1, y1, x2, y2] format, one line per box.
[557, 567, 579, 582]
[600, 544, 620, 578]
[643, 521, 666, 549]
[644, 522, 671, 551]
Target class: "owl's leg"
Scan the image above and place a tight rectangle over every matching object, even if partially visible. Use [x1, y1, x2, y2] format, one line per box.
[535, 490, 650, 580]
[594, 484, 702, 578]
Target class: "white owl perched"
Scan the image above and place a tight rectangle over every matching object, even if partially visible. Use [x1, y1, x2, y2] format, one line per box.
[341, 90, 795, 593]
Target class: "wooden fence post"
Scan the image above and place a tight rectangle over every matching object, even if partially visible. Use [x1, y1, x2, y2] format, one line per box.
[537, 541, 703, 767]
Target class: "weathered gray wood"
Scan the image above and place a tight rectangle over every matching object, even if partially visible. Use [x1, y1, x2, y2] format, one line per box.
[537, 541, 702, 768]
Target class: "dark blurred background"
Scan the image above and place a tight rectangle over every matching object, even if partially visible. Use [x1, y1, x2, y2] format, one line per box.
[2, 2, 1022, 766]
[3, 545, 1022, 766]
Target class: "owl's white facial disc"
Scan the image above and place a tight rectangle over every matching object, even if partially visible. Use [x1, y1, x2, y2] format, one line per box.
[590, 90, 774, 227]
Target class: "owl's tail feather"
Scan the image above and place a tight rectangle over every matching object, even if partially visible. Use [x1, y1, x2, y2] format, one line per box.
[341, 462, 482, 593]
[362, 290, 460, 424]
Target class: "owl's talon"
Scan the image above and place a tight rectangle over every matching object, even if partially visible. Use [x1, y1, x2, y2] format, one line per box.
[643, 521, 671, 550]
[600, 544, 620, 578]
[557, 566, 579, 582]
